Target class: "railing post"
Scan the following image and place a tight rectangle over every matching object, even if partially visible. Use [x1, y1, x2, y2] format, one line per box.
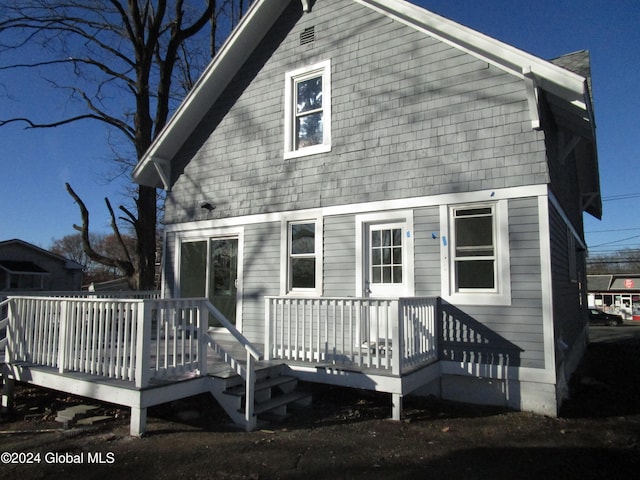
[245, 348, 256, 431]
[135, 300, 152, 389]
[57, 300, 68, 374]
[391, 300, 402, 375]
[198, 301, 208, 375]
[4, 299, 14, 364]
[264, 298, 271, 361]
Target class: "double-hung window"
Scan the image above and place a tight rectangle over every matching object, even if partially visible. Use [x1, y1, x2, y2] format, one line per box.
[441, 201, 511, 305]
[281, 215, 323, 295]
[284, 60, 331, 159]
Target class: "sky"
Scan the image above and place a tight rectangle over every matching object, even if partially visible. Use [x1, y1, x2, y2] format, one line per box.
[1, 0, 639, 257]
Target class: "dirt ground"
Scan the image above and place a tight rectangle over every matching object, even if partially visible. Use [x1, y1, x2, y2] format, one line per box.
[1, 325, 639, 480]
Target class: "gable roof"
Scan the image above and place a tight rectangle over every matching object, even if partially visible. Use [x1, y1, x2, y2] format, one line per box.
[0, 239, 84, 270]
[133, 0, 598, 201]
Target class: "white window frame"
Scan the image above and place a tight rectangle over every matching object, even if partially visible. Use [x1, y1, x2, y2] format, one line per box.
[284, 60, 331, 159]
[280, 212, 323, 296]
[440, 201, 511, 306]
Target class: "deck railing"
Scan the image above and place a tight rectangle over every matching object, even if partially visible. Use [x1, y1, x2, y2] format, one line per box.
[264, 296, 438, 375]
[3, 296, 207, 388]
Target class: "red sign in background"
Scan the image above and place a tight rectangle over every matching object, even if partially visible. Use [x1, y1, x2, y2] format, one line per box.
[624, 279, 635, 289]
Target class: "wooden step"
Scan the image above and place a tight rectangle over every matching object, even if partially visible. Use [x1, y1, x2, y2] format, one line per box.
[224, 375, 297, 397]
[252, 391, 312, 416]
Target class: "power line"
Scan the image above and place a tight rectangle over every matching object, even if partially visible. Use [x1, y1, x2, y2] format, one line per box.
[601, 193, 640, 202]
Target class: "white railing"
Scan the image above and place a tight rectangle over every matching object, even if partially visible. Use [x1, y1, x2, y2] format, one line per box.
[203, 301, 262, 430]
[1, 290, 160, 301]
[3, 296, 206, 388]
[264, 296, 438, 375]
[1, 297, 9, 353]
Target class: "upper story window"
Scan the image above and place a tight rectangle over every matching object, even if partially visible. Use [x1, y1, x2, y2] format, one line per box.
[440, 201, 512, 305]
[284, 60, 331, 159]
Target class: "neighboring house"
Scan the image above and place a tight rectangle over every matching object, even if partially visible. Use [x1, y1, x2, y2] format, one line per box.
[587, 274, 640, 321]
[0, 239, 83, 292]
[133, 0, 600, 416]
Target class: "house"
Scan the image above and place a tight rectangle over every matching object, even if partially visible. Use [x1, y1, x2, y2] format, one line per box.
[0, 239, 83, 293]
[132, 0, 600, 418]
[587, 274, 640, 321]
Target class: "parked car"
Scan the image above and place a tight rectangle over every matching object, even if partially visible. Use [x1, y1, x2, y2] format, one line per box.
[588, 308, 624, 326]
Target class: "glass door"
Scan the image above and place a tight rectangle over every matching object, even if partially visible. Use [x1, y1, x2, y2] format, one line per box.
[180, 237, 239, 329]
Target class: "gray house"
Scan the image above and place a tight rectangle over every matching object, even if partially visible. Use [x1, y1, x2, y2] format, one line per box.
[133, 0, 600, 417]
[0, 239, 83, 292]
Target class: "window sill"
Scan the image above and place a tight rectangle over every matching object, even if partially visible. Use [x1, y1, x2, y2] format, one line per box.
[442, 291, 512, 306]
[284, 144, 331, 160]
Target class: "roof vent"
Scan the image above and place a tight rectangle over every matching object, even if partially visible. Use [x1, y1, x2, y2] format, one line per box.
[300, 26, 315, 45]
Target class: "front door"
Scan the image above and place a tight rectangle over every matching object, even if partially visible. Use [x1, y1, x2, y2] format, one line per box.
[180, 236, 239, 329]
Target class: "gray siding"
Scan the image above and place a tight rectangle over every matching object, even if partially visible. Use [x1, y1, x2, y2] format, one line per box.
[439, 197, 545, 369]
[323, 215, 357, 297]
[164, 0, 547, 225]
[242, 222, 281, 342]
[549, 201, 587, 357]
[413, 206, 441, 297]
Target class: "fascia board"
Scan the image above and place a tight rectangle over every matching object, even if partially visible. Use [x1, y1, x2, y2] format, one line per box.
[133, 0, 290, 187]
[357, 0, 588, 102]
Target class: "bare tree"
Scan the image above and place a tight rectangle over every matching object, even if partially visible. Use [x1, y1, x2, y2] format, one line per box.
[0, 0, 251, 289]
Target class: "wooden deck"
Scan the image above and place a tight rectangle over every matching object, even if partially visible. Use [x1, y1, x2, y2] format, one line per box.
[1, 294, 442, 434]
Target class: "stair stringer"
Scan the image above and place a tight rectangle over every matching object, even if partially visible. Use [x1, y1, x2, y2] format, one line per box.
[206, 375, 257, 430]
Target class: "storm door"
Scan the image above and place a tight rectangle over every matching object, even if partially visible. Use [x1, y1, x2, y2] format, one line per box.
[180, 237, 239, 329]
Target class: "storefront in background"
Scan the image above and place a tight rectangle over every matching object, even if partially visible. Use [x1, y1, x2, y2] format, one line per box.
[587, 274, 640, 321]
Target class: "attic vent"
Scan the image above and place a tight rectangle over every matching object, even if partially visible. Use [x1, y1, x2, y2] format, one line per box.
[300, 27, 315, 45]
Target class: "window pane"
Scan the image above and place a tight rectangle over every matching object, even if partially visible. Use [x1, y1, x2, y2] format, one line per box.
[393, 247, 402, 264]
[393, 266, 403, 283]
[382, 230, 391, 246]
[383, 266, 392, 283]
[296, 113, 323, 148]
[372, 230, 381, 248]
[393, 228, 402, 246]
[180, 241, 207, 297]
[455, 216, 493, 249]
[291, 223, 315, 254]
[296, 76, 322, 113]
[456, 260, 495, 289]
[292, 258, 316, 288]
[372, 249, 381, 266]
[372, 266, 382, 283]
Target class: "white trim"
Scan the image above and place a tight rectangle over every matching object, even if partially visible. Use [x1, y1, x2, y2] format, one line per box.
[355, 0, 588, 103]
[440, 200, 512, 306]
[165, 184, 548, 233]
[548, 191, 587, 251]
[283, 60, 332, 159]
[355, 210, 415, 298]
[279, 211, 324, 296]
[537, 195, 557, 373]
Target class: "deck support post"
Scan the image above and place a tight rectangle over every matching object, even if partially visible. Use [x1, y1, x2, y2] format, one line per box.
[1, 366, 15, 413]
[391, 393, 403, 421]
[245, 349, 256, 431]
[130, 406, 147, 437]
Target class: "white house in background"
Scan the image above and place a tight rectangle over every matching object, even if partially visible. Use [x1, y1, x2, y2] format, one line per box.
[128, 0, 600, 417]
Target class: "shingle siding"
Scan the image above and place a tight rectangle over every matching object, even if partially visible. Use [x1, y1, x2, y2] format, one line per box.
[164, 0, 547, 226]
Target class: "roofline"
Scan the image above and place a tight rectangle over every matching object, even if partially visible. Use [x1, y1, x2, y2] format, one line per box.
[132, 0, 291, 189]
[357, 0, 588, 101]
[133, 0, 594, 190]
[0, 239, 84, 270]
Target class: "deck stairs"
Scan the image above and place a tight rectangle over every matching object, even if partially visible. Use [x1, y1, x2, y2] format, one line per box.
[206, 332, 312, 426]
